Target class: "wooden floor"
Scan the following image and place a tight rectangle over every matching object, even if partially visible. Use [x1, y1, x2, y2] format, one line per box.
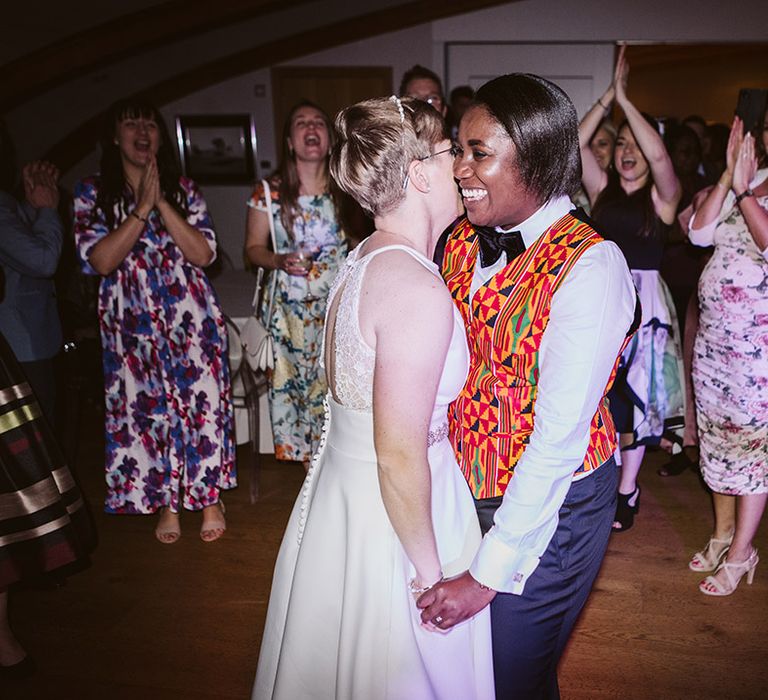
[5, 409, 767, 700]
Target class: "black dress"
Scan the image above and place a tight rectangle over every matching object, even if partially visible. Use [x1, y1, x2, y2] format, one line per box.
[592, 189, 685, 447]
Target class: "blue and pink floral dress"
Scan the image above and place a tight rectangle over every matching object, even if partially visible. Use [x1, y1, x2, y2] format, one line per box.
[74, 176, 235, 514]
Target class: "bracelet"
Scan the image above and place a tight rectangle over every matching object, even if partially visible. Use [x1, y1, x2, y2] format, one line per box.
[597, 98, 609, 111]
[131, 210, 148, 223]
[409, 573, 443, 595]
[735, 189, 754, 205]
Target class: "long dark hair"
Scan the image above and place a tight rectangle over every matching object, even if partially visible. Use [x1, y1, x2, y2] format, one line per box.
[96, 98, 187, 230]
[276, 100, 344, 240]
[592, 117, 661, 239]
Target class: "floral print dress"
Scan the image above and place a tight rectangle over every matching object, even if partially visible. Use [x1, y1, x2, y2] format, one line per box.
[691, 169, 768, 495]
[247, 178, 347, 462]
[74, 176, 235, 514]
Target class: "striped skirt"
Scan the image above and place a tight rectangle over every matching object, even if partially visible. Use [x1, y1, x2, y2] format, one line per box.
[0, 334, 92, 588]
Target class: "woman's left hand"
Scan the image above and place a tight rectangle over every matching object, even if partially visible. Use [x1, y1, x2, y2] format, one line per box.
[733, 133, 757, 195]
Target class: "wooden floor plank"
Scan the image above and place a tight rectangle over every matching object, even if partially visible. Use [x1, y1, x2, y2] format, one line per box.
[5, 412, 766, 699]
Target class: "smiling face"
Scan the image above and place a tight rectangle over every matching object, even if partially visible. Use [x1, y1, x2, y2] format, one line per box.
[614, 124, 650, 189]
[590, 126, 615, 171]
[114, 113, 160, 170]
[288, 106, 330, 163]
[453, 105, 540, 229]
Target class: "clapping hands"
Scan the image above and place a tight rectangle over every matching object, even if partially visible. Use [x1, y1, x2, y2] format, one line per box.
[23, 160, 60, 210]
[732, 120, 758, 196]
[613, 45, 629, 105]
[136, 154, 162, 213]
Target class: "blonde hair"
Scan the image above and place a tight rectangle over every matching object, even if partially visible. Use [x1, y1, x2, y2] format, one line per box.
[330, 96, 446, 217]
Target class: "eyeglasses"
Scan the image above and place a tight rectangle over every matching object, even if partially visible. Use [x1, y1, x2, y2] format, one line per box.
[416, 144, 460, 161]
[403, 144, 460, 189]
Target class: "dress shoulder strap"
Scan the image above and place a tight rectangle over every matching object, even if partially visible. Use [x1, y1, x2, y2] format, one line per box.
[355, 243, 439, 276]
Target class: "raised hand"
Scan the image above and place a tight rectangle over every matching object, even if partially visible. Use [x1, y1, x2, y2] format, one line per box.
[22, 160, 60, 209]
[725, 116, 745, 181]
[136, 155, 161, 213]
[733, 132, 757, 195]
[613, 45, 629, 105]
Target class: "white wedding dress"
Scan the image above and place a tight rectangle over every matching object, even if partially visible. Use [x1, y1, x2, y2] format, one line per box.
[253, 244, 494, 700]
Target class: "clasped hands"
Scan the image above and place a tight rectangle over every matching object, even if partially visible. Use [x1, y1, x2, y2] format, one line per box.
[23, 160, 60, 210]
[416, 571, 496, 631]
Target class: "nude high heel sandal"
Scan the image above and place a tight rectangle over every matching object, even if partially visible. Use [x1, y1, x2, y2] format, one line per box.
[699, 549, 759, 597]
[688, 533, 733, 572]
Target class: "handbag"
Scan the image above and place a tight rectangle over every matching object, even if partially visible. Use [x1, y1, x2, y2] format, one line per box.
[242, 179, 278, 372]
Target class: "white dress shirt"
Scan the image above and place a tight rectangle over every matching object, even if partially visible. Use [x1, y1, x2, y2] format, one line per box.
[467, 196, 636, 594]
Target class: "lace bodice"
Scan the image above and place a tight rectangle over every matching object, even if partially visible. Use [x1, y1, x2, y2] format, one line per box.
[324, 244, 468, 415]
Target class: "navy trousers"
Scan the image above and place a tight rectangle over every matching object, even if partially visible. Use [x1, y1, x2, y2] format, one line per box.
[475, 457, 618, 700]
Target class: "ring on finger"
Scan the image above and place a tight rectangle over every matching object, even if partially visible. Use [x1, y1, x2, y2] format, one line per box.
[433, 615, 444, 625]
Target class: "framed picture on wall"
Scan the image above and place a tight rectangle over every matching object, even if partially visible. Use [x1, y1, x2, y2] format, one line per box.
[175, 114, 257, 185]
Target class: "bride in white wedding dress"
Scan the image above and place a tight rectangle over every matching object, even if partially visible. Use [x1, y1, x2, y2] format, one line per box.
[253, 96, 493, 700]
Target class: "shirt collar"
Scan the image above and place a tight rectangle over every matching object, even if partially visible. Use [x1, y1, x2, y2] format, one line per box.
[497, 195, 574, 248]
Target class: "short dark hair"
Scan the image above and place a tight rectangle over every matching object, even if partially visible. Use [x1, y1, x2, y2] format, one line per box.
[473, 73, 581, 203]
[450, 85, 474, 103]
[682, 114, 707, 129]
[399, 64, 444, 98]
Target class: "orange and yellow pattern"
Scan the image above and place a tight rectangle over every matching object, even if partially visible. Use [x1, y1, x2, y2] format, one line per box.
[443, 213, 622, 499]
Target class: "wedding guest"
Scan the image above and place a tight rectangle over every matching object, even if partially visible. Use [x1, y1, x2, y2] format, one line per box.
[400, 64, 447, 117]
[0, 122, 62, 424]
[580, 46, 684, 531]
[74, 98, 234, 544]
[245, 101, 347, 468]
[687, 114, 768, 596]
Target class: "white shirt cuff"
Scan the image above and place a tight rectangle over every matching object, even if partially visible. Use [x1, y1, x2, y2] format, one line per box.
[469, 530, 541, 595]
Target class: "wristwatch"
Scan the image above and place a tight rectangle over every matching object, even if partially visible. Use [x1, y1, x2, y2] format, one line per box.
[734, 189, 754, 205]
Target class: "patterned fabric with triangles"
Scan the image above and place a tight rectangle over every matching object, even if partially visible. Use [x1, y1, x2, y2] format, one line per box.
[443, 213, 625, 499]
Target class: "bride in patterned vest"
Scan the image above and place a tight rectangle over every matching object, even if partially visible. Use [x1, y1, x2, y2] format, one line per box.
[417, 73, 638, 699]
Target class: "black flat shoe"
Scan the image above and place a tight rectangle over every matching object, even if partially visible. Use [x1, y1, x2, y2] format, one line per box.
[612, 487, 640, 532]
[657, 447, 698, 477]
[0, 655, 36, 679]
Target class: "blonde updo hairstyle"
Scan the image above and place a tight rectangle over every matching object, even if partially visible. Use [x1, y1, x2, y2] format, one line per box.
[330, 96, 447, 217]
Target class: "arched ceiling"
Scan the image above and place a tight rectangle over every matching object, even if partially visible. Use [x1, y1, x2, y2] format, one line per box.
[4, 0, 513, 173]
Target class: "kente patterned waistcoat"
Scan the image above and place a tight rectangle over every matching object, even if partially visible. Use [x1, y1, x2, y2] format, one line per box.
[443, 211, 622, 500]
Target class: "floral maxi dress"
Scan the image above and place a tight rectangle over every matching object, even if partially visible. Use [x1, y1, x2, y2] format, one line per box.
[74, 176, 235, 514]
[247, 178, 347, 463]
[691, 170, 768, 495]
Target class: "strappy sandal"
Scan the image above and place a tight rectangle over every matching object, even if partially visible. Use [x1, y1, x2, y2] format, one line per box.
[200, 501, 226, 542]
[612, 486, 640, 532]
[155, 508, 181, 545]
[699, 549, 759, 596]
[688, 533, 733, 572]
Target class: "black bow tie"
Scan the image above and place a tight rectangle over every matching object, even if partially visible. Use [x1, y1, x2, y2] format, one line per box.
[474, 225, 526, 268]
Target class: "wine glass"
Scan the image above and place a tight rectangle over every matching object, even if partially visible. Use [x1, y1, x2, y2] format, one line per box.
[294, 242, 318, 302]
